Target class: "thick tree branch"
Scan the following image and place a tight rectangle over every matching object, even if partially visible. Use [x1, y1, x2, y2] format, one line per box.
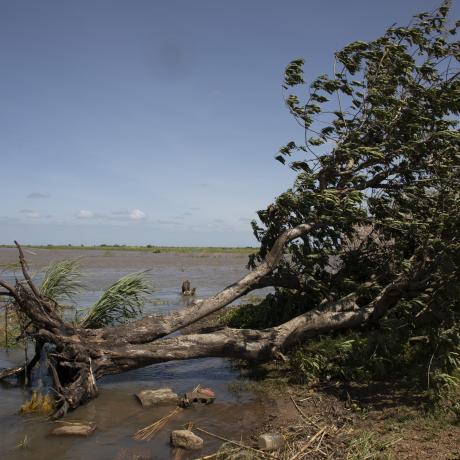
[102, 223, 315, 344]
[93, 264, 431, 376]
[0, 281, 20, 303]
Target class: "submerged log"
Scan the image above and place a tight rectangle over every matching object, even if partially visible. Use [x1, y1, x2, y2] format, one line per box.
[50, 421, 96, 437]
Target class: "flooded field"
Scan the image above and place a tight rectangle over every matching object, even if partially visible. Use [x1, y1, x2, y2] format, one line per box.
[0, 248, 270, 460]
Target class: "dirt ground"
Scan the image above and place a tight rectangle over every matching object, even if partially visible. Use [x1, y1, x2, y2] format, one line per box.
[230, 377, 460, 459]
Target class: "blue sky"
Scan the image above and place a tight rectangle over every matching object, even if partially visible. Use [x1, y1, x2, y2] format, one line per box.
[1, 0, 457, 246]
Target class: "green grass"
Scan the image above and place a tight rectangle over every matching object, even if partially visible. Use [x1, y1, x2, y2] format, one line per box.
[0, 244, 256, 254]
[40, 259, 83, 302]
[346, 431, 398, 460]
[382, 409, 453, 435]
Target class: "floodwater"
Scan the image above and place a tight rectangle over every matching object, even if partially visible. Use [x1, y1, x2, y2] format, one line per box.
[0, 248, 271, 460]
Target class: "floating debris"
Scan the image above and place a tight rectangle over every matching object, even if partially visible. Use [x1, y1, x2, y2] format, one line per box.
[133, 384, 216, 442]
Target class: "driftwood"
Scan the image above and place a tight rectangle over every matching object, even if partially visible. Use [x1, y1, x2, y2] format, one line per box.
[0, 230, 432, 418]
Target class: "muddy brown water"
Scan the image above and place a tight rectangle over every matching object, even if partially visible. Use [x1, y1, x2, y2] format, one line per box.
[0, 249, 271, 460]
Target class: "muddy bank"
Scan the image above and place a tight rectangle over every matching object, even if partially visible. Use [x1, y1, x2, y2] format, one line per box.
[230, 376, 460, 459]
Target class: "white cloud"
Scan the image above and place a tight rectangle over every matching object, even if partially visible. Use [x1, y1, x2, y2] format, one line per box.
[77, 210, 95, 219]
[75, 209, 145, 221]
[20, 209, 50, 219]
[129, 209, 146, 221]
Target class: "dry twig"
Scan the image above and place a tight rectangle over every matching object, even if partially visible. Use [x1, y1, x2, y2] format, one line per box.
[289, 426, 327, 460]
[133, 407, 183, 441]
[194, 426, 277, 459]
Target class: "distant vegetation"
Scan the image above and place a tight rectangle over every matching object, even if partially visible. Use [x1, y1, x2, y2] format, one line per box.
[0, 244, 256, 254]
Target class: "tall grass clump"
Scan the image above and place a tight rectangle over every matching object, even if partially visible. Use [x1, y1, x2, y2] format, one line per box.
[20, 391, 55, 416]
[288, 324, 460, 417]
[79, 272, 153, 329]
[40, 259, 83, 302]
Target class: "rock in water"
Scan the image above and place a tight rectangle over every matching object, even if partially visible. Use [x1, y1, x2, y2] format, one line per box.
[170, 430, 203, 450]
[50, 421, 96, 437]
[258, 433, 285, 451]
[135, 388, 179, 408]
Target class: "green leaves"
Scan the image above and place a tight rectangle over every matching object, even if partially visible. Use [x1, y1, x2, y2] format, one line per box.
[283, 58, 305, 88]
[253, 5, 460, 399]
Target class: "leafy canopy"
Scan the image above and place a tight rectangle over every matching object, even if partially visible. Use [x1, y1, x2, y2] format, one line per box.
[248, 2, 460, 397]
[253, 1, 459, 303]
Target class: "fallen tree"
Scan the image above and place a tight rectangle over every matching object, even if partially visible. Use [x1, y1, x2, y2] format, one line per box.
[0, 237, 437, 417]
[0, 3, 459, 417]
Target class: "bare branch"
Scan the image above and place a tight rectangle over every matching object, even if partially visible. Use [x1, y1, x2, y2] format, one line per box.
[14, 241, 41, 299]
[0, 366, 25, 381]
